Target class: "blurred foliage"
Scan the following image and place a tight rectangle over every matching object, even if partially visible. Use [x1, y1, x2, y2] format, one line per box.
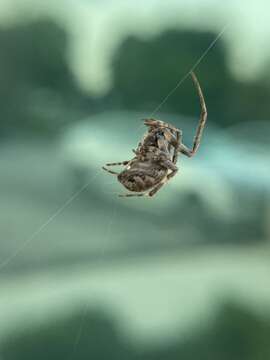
[109, 30, 270, 126]
[0, 19, 270, 136]
[0, 19, 89, 136]
[2, 302, 270, 360]
[1, 309, 129, 360]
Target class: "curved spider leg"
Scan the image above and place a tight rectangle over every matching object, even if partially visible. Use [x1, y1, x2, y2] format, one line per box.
[179, 71, 207, 157]
[102, 166, 119, 175]
[178, 143, 193, 157]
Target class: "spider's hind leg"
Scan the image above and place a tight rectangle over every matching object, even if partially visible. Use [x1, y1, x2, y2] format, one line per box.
[118, 192, 145, 197]
[102, 160, 131, 175]
[102, 166, 119, 175]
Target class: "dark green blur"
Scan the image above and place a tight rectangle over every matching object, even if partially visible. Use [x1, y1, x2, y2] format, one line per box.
[0, 14, 269, 360]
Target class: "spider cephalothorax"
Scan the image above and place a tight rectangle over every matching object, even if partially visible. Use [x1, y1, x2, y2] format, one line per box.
[102, 71, 207, 197]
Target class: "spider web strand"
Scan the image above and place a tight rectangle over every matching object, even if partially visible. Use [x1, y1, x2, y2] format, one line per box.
[71, 199, 117, 359]
[149, 23, 229, 117]
[0, 171, 101, 271]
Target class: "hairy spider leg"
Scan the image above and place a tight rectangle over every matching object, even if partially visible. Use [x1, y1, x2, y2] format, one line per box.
[148, 181, 166, 197]
[172, 130, 181, 164]
[147, 158, 178, 197]
[102, 166, 119, 175]
[162, 128, 182, 164]
[118, 193, 146, 197]
[143, 119, 179, 133]
[179, 71, 207, 157]
[105, 161, 130, 166]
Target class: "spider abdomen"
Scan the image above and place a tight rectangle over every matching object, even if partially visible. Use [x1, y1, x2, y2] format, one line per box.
[118, 166, 167, 193]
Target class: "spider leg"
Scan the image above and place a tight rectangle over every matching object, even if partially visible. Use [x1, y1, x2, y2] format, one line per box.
[143, 119, 179, 132]
[148, 160, 178, 197]
[106, 161, 130, 166]
[172, 130, 181, 164]
[179, 71, 207, 157]
[118, 181, 168, 198]
[118, 192, 145, 197]
[148, 182, 166, 197]
[178, 143, 193, 157]
[162, 129, 182, 164]
[155, 130, 181, 166]
[102, 166, 119, 175]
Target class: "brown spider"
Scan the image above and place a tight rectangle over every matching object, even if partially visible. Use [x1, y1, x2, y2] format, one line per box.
[102, 71, 207, 198]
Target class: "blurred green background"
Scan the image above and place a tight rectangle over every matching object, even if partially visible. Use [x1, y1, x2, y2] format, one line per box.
[0, 1, 270, 359]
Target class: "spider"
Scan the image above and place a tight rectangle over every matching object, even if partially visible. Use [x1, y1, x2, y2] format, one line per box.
[102, 71, 207, 198]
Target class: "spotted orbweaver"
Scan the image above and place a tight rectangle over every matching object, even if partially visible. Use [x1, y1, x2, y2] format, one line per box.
[102, 71, 207, 198]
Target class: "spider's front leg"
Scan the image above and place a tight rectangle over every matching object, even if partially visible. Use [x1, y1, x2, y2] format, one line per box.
[180, 71, 207, 157]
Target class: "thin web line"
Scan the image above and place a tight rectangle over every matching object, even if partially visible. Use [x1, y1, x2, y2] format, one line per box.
[71, 304, 89, 360]
[0, 170, 101, 271]
[71, 200, 117, 359]
[149, 23, 229, 117]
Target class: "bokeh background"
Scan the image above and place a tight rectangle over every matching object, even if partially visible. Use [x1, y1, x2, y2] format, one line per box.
[0, 1, 270, 359]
